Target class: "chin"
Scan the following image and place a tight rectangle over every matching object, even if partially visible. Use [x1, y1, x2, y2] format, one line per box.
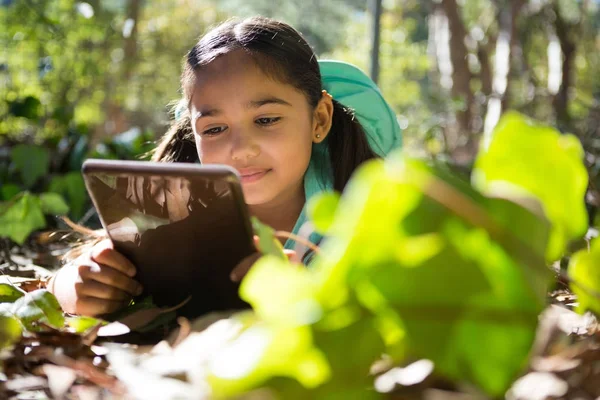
[241, 187, 273, 206]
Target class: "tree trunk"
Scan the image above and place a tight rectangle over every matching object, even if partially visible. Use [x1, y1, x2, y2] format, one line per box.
[123, 0, 142, 82]
[483, 0, 525, 144]
[369, 0, 383, 84]
[552, 2, 576, 129]
[440, 0, 473, 141]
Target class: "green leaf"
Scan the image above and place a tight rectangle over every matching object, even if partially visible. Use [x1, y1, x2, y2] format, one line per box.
[9, 95, 42, 120]
[49, 172, 88, 219]
[251, 217, 287, 260]
[473, 111, 589, 261]
[313, 154, 546, 396]
[568, 237, 600, 316]
[0, 283, 24, 303]
[0, 314, 22, 350]
[39, 192, 69, 215]
[1, 184, 21, 201]
[240, 255, 322, 326]
[307, 192, 340, 234]
[66, 315, 103, 333]
[207, 320, 331, 398]
[11, 289, 65, 331]
[311, 317, 385, 395]
[11, 144, 50, 188]
[0, 192, 47, 244]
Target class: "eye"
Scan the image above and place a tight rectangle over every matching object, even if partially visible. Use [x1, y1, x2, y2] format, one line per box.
[255, 117, 281, 126]
[202, 126, 227, 136]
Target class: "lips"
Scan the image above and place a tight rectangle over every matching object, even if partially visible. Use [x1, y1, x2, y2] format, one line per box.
[238, 168, 271, 184]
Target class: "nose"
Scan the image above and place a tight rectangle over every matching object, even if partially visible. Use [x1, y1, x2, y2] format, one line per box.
[230, 128, 260, 161]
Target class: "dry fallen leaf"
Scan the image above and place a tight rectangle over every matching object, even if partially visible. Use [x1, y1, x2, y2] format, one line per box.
[43, 364, 77, 399]
[507, 372, 568, 400]
[375, 359, 435, 393]
[98, 297, 192, 337]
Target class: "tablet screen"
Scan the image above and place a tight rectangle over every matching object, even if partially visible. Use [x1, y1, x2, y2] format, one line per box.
[84, 165, 254, 317]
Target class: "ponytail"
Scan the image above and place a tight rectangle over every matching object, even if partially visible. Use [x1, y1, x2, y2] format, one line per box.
[151, 113, 198, 163]
[326, 100, 378, 192]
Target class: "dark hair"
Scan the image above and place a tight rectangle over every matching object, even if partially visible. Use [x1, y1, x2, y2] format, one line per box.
[152, 16, 377, 192]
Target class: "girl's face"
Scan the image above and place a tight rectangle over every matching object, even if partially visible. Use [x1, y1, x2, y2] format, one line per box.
[189, 51, 329, 207]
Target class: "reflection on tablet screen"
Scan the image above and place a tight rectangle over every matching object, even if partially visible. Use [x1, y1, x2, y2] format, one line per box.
[86, 172, 252, 316]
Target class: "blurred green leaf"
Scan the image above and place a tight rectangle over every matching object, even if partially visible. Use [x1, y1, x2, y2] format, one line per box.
[307, 192, 340, 235]
[312, 153, 548, 396]
[66, 315, 102, 333]
[49, 172, 87, 219]
[240, 255, 322, 326]
[252, 217, 287, 260]
[0, 192, 46, 244]
[0, 283, 24, 303]
[11, 289, 64, 331]
[0, 314, 22, 350]
[11, 144, 50, 188]
[69, 135, 89, 170]
[473, 111, 589, 261]
[568, 237, 600, 316]
[39, 192, 69, 215]
[207, 320, 331, 398]
[0, 184, 21, 201]
[8, 95, 42, 120]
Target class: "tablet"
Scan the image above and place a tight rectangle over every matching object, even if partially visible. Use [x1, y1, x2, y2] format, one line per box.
[82, 159, 255, 318]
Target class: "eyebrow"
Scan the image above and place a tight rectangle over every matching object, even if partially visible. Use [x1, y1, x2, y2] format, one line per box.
[194, 96, 292, 120]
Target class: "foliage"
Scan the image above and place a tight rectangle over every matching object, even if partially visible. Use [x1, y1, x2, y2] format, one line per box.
[0, 191, 68, 245]
[568, 237, 600, 316]
[473, 111, 589, 261]
[201, 112, 581, 397]
[0, 112, 592, 398]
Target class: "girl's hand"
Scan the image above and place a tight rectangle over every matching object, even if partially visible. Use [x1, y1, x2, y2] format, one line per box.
[48, 239, 143, 317]
[229, 236, 296, 282]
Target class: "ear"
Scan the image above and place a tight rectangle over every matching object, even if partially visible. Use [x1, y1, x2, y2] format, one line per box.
[312, 90, 334, 143]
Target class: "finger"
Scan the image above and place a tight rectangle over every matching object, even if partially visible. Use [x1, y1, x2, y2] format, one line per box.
[230, 253, 261, 282]
[253, 235, 260, 250]
[284, 249, 296, 260]
[92, 242, 137, 278]
[76, 280, 131, 301]
[77, 296, 127, 316]
[80, 263, 142, 296]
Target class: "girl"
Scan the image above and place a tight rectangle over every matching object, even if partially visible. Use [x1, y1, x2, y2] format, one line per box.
[48, 16, 401, 316]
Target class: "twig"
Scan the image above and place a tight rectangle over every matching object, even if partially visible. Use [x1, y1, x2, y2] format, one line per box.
[171, 317, 191, 348]
[557, 270, 600, 301]
[60, 216, 104, 237]
[274, 231, 321, 255]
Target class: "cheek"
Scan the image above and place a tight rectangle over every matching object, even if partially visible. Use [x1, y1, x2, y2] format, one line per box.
[195, 136, 226, 164]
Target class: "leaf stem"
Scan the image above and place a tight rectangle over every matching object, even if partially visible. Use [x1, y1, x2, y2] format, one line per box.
[274, 231, 321, 255]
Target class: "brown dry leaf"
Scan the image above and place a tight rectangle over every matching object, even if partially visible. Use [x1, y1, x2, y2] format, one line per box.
[421, 388, 485, 400]
[103, 317, 245, 399]
[530, 354, 581, 373]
